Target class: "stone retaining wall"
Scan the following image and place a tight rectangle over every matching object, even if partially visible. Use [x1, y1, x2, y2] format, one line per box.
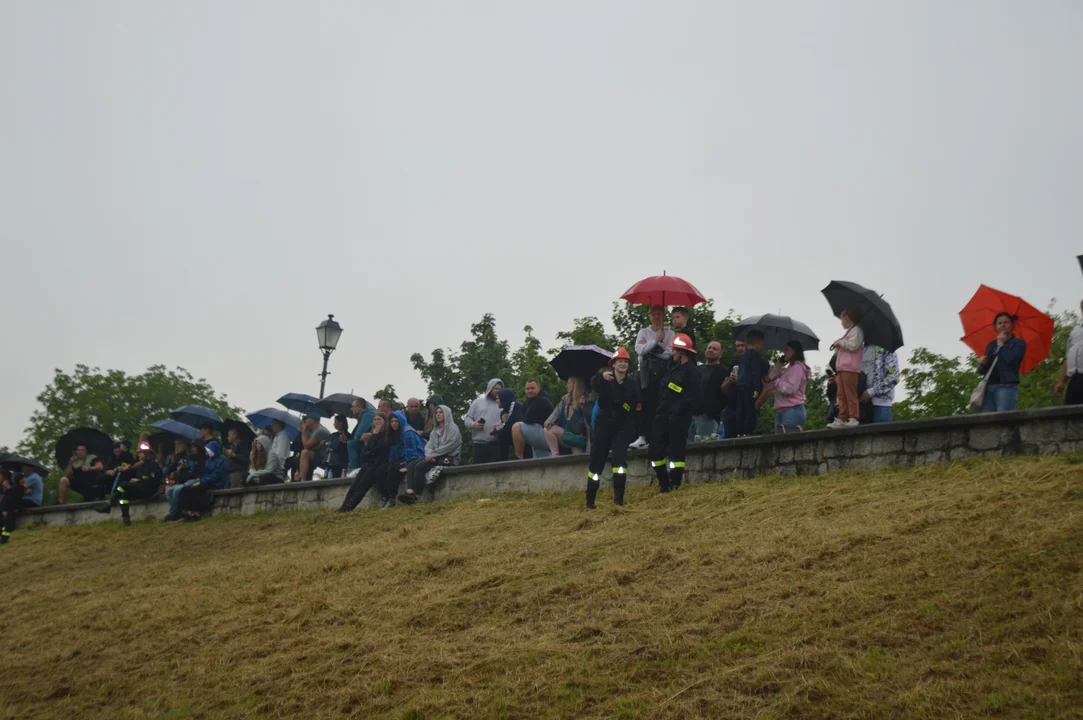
[23, 405, 1083, 529]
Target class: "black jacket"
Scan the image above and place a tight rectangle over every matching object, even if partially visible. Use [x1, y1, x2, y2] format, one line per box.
[228, 441, 251, 473]
[523, 393, 554, 426]
[696, 363, 730, 420]
[591, 370, 640, 426]
[131, 460, 163, 488]
[360, 435, 390, 468]
[656, 358, 701, 418]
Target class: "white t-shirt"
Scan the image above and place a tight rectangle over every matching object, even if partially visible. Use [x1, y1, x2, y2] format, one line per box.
[1067, 325, 1083, 378]
[271, 432, 291, 463]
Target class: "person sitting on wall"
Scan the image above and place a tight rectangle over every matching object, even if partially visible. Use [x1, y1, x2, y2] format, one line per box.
[97, 442, 163, 525]
[58, 442, 106, 504]
[178, 438, 229, 522]
[245, 426, 285, 486]
[399, 405, 462, 505]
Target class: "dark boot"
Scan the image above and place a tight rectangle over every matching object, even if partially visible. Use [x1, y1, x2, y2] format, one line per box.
[585, 479, 600, 510]
[670, 467, 684, 491]
[653, 463, 670, 493]
[612, 477, 626, 506]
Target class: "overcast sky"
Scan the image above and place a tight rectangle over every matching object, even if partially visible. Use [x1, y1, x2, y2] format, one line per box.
[2, 1, 1080, 448]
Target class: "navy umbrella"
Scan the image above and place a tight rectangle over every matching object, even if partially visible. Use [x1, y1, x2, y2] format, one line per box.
[732, 314, 820, 352]
[276, 393, 326, 417]
[550, 345, 613, 381]
[247, 407, 302, 440]
[318, 393, 361, 417]
[170, 405, 223, 429]
[54, 427, 113, 470]
[1, 454, 50, 477]
[149, 418, 202, 442]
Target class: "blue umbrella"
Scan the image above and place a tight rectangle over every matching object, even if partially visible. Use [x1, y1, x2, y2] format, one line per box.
[149, 418, 201, 442]
[170, 405, 224, 429]
[277, 393, 326, 417]
[247, 407, 301, 440]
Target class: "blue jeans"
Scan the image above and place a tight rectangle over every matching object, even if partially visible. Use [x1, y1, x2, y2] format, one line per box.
[165, 482, 193, 517]
[982, 384, 1019, 413]
[518, 423, 552, 458]
[870, 405, 893, 423]
[688, 416, 719, 442]
[774, 405, 807, 433]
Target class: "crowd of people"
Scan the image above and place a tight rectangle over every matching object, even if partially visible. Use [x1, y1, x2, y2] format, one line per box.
[0, 299, 1076, 543]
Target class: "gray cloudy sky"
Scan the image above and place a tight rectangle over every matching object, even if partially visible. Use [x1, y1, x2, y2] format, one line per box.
[2, 1, 1081, 448]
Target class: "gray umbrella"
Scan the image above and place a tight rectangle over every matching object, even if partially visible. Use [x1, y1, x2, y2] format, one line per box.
[318, 393, 362, 417]
[732, 314, 820, 352]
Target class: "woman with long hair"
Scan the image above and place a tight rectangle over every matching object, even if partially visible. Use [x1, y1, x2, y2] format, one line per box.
[399, 405, 463, 505]
[764, 341, 811, 433]
[338, 413, 392, 511]
[543, 376, 592, 456]
[977, 312, 1027, 412]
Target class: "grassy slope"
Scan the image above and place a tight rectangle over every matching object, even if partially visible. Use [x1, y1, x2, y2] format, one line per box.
[1, 457, 1082, 719]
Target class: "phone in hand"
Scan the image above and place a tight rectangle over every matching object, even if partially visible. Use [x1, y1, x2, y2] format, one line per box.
[477, 419, 486, 426]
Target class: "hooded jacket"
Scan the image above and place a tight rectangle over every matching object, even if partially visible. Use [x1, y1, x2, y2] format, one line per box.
[200, 440, 230, 489]
[389, 411, 426, 465]
[462, 379, 504, 444]
[494, 388, 524, 444]
[425, 405, 463, 464]
[772, 361, 811, 410]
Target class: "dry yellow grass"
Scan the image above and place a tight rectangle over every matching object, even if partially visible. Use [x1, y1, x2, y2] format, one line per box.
[2, 455, 1082, 719]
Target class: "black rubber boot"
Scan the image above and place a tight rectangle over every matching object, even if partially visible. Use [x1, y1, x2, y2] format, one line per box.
[653, 466, 670, 493]
[612, 477, 626, 506]
[670, 468, 684, 491]
[585, 479, 600, 510]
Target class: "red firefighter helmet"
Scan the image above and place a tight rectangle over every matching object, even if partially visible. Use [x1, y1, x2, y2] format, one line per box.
[608, 347, 632, 367]
[671, 333, 696, 354]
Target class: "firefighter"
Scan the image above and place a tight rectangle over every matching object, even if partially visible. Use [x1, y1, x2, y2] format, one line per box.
[586, 347, 640, 509]
[97, 442, 163, 525]
[649, 333, 701, 492]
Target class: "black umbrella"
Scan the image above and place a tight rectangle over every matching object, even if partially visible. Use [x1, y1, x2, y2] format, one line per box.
[318, 393, 361, 417]
[220, 419, 256, 448]
[1, 454, 50, 477]
[54, 427, 114, 470]
[821, 280, 904, 352]
[732, 314, 820, 352]
[550, 345, 613, 381]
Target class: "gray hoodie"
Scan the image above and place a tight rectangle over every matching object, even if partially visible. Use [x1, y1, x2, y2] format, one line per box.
[463, 378, 504, 445]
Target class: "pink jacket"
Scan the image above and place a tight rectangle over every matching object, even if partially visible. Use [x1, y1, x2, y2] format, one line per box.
[834, 326, 864, 373]
[772, 362, 810, 409]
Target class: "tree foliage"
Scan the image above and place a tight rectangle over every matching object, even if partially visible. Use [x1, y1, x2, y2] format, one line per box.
[15, 364, 243, 467]
[372, 384, 402, 410]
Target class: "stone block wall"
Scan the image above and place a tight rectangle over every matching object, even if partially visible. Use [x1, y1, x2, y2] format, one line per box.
[23, 405, 1083, 529]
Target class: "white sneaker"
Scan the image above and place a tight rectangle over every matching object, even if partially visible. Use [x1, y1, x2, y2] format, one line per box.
[827, 419, 845, 429]
[845, 418, 861, 427]
[629, 437, 648, 450]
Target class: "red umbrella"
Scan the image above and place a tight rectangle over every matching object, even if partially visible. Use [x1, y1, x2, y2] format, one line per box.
[959, 285, 1053, 375]
[620, 272, 706, 307]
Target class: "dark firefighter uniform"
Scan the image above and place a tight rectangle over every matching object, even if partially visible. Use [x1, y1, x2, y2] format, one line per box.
[648, 336, 700, 492]
[110, 459, 163, 524]
[587, 363, 640, 508]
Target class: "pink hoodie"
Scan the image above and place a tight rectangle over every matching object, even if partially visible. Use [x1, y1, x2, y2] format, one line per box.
[773, 362, 810, 409]
[833, 325, 864, 373]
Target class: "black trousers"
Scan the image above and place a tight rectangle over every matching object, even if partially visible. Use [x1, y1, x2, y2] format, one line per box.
[180, 484, 214, 513]
[472, 442, 501, 465]
[649, 413, 692, 491]
[589, 418, 634, 476]
[114, 480, 158, 517]
[1066, 374, 1083, 406]
[1, 498, 37, 538]
[70, 471, 109, 502]
[340, 463, 390, 511]
[405, 458, 430, 495]
[735, 387, 759, 437]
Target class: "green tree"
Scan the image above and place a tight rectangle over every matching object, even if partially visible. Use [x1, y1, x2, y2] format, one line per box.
[373, 384, 401, 410]
[15, 364, 243, 504]
[552, 316, 619, 351]
[511, 326, 562, 398]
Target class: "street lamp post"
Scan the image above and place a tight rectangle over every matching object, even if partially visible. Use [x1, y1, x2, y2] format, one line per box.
[315, 314, 343, 399]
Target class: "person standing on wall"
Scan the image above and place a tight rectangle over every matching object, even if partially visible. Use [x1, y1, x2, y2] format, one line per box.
[649, 334, 701, 493]
[977, 312, 1026, 413]
[1055, 300, 1083, 405]
[586, 347, 640, 509]
[630, 305, 675, 450]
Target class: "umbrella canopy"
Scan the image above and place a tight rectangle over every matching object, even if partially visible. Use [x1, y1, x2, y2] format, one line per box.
[318, 393, 361, 417]
[1, 454, 50, 477]
[148, 431, 183, 456]
[959, 285, 1054, 375]
[149, 418, 202, 443]
[54, 427, 114, 470]
[247, 407, 302, 440]
[170, 405, 223, 429]
[277, 393, 326, 417]
[620, 273, 706, 307]
[732, 314, 820, 352]
[821, 280, 905, 352]
[550, 345, 613, 381]
[221, 419, 256, 447]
